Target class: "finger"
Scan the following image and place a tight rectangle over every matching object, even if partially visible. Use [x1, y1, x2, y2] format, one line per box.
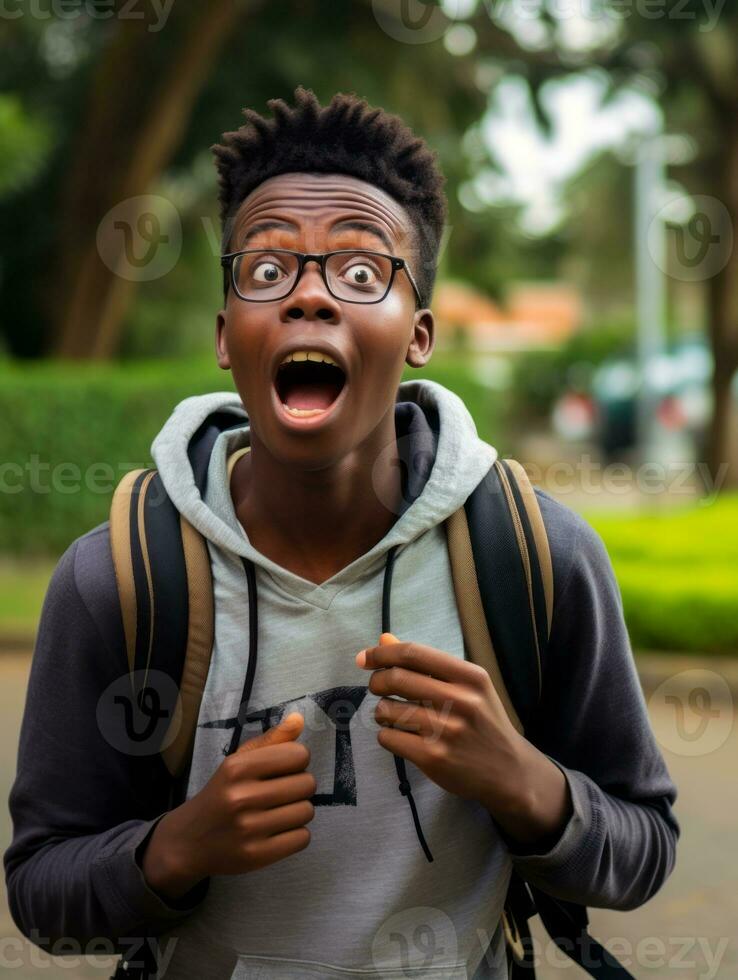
[236, 739, 311, 780]
[242, 771, 317, 811]
[248, 799, 316, 839]
[369, 667, 461, 712]
[361, 640, 486, 687]
[375, 696, 450, 739]
[241, 827, 311, 870]
[237, 711, 304, 753]
[375, 723, 431, 771]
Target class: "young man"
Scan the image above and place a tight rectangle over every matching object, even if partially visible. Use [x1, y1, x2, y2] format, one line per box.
[5, 86, 678, 979]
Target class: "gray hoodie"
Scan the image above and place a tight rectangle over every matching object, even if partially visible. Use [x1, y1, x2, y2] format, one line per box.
[4, 379, 679, 979]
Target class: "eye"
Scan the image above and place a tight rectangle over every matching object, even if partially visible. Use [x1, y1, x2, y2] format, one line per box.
[252, 259, 288, 284]
[341, 259, 380, 288]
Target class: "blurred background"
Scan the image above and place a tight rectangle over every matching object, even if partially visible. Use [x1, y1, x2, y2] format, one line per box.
[1, 1, 736, 976]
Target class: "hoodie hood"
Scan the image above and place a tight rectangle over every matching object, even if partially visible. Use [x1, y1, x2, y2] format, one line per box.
[150, 378, 498, 585]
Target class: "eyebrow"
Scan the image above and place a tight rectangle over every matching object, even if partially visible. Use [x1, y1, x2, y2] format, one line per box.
[330, 219, 395, 253]
[236, 217, 396, 253]
[238, 220, 297, 248]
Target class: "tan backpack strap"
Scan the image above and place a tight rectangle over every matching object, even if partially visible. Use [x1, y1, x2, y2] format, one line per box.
[504, 459, 553, 640]
[111, 468, 215, 781]
[445, 505, 524, 734]
[160, 513, 215, 779]
[109, 468, 154, 677]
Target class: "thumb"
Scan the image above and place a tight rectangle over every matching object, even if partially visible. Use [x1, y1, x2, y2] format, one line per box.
[237, 711, 304, 753]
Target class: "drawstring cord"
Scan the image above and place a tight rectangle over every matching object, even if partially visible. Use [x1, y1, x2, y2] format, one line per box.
[226, 557, 259, 756]
[226, 550, 434, 862]
[383, 546, 434, 862]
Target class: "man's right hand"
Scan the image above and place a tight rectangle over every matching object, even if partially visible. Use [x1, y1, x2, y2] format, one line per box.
[140, 712, 316, 901]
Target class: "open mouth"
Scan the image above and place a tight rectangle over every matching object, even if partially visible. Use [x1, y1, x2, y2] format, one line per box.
[274, 358, 347, 417]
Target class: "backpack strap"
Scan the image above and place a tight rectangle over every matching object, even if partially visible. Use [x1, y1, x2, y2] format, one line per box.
[449, 457, 549, 732]
[109, 467, 214, 786]
[109, 409, 247, 798]
[444, 499, 524, 734]
[446, 456, 634, 980]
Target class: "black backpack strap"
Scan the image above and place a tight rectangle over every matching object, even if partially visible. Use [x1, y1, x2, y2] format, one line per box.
[462, 457, 546, 731]
[528, 885, 635, 978]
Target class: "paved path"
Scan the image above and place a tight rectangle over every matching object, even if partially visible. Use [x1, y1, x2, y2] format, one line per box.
[0, 651, 735, 979]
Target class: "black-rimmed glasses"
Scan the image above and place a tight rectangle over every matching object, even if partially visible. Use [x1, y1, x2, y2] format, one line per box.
[220, 248, 423, 307]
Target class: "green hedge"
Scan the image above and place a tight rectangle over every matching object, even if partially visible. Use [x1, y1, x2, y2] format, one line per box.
[0, 357, 231, 555]
[585, 497, 738, 655]
[0, 354, 503, 556]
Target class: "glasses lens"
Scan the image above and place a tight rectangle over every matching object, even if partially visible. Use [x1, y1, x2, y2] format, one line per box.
[325, 251, 393, 302]
[232, 250, 300, 300]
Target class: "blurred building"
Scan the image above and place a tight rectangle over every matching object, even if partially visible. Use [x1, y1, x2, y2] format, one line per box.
[434, 279, 583, 352]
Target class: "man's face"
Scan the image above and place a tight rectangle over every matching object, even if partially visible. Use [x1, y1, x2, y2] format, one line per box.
[215, 171, 434, 468]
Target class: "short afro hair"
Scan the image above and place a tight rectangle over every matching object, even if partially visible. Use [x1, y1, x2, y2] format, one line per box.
[211, 85, 448, 309]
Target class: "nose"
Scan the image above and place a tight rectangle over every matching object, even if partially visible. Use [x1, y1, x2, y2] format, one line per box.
[281, 258, 341, 322]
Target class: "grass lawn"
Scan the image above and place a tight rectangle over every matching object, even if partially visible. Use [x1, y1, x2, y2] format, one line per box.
[0, 557, 56, 641]
[584, 494, 738, 655]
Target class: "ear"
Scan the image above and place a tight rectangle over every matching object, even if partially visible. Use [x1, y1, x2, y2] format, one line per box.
[215, 310, 230, 370]
[406, 308, 435, 369]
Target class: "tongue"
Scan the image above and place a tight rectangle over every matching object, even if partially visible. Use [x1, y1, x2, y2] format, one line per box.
[283, 381, 342, 411]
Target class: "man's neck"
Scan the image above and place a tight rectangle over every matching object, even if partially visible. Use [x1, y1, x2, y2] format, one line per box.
[229, 417, 404, 585]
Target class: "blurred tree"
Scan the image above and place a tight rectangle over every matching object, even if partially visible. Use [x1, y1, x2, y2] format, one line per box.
[559, 148, 635, 319]
[51, 0, 250, 359]
[0, 1, 501, 361]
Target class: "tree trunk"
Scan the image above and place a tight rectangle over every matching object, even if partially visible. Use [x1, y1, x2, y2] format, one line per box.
[51, 0, 249, 360]
[704, 111, 738, 492]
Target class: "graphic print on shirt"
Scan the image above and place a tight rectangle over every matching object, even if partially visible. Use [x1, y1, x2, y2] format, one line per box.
[201, 684, 370, 806]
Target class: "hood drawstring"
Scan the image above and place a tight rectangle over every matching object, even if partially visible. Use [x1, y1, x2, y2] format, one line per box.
[226, 557, 259, 757]
[382, 545, 434, 863]
[225, 549, 434, 863]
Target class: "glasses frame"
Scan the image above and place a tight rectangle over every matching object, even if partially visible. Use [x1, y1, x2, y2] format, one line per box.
[220, 247, 423, 307]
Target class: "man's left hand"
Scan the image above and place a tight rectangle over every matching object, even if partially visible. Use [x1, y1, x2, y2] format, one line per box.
[356, 633, 572, 847]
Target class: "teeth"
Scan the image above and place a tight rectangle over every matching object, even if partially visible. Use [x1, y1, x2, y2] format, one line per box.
[279, 350, 340, 368]
[282, 404, 327, 417]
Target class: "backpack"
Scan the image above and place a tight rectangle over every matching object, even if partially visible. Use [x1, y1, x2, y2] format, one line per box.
[108, 410, 633, 980]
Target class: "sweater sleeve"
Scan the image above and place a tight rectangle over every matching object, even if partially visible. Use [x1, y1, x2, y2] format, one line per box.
[3, 530, 210, 954]
[502, 496, 680, 911]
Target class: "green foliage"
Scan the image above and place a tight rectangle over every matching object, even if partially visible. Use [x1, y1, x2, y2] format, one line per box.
[0, 94, 53, 198]
[586, 496, 738, 655]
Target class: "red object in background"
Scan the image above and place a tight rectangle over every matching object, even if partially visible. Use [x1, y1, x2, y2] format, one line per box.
[656, 394, 687, 431]
[552, 391, 598, 441]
